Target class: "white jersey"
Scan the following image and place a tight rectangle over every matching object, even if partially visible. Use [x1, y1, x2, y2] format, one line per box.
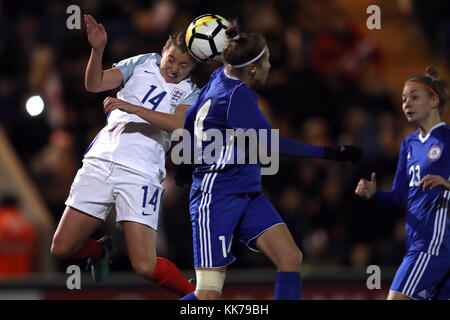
[84, 53, 200, 181]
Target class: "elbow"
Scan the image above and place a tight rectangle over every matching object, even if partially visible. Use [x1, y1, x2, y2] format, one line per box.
[85, 78, 103, 93]
[85, 82, 94, 92]
[85, 83, 101, 93]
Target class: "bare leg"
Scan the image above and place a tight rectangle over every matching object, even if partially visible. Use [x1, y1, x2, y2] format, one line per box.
[122, 220, 195, 296]
[387, 290, 413, 300]
[256, 223, 303, 300]
[121, 221, 157, 277]
[256, 223, 302, 271]
[51, 206, 103, 258]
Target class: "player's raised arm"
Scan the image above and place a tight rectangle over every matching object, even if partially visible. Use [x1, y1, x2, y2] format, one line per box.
[84, 14, 123, 93]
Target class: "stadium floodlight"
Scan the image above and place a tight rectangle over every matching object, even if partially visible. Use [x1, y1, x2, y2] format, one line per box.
[26, 95, 45, 116]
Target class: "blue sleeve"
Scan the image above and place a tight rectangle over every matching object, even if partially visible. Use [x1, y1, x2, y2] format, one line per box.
[180, 102, 199, 162]
[227, 85, 325, 159]
[373, 140, 409, 206]
[113, 53, 158, 84]
[183, 102, 198, 137]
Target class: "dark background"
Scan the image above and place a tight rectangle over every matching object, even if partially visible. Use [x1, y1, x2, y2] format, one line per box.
[0, 0, 448, 276]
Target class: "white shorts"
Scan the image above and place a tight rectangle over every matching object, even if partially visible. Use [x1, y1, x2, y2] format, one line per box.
[65, 157, 164, 230]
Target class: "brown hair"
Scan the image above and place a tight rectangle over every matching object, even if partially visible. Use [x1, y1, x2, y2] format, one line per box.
[164, 31, 189, 53]
[406, 67, 449, 114]
[222, 20, 266, 67]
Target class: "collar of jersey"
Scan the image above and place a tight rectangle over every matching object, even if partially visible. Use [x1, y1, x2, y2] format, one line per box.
[418, 122, 446, 143]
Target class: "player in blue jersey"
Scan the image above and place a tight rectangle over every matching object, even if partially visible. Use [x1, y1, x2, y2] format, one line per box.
[355, 67, 449, 300]
[50, 14, 199, 297]
[178, 21, 362, 300]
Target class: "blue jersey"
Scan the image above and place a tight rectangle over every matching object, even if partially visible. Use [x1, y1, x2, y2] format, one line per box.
[183, 67, 324, 194]
[375, 123, 450, 256]
[184, 67, 327, 273]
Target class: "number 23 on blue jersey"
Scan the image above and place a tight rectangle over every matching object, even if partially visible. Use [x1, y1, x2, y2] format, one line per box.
[409, 164, 421, 187]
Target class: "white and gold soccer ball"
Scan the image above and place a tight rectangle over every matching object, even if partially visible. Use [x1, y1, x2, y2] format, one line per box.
[185, 14, 230, 62]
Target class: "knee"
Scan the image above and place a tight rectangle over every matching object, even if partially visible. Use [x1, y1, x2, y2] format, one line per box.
[278, 248, 303, 272]
[131, 259, 157, 278]
[50, 236, 72, 259]
[288, 248, 303, 271]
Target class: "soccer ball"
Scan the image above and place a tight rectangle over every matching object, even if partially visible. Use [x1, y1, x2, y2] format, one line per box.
[185, 14, 230, 62]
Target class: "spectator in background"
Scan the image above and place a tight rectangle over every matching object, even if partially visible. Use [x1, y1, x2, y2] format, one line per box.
[0, 195, 37, 278]
[308, 5, 381, 88]
[349, 242, 373, 268]
[30, 129, 79, 216]
[133, 0, 177, 36]
[28, 45, 67, 129]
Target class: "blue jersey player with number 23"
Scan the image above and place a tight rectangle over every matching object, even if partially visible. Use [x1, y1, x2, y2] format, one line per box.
[356, 67, 450, 300]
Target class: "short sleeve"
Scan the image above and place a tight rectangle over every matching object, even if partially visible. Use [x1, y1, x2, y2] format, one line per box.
[179, 86, 201, 106]
[112, 53, 159, 84]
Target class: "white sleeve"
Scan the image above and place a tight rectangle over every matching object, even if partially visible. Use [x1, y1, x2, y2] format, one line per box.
[113, 53, 160, 84]
[179, 86, 201, 106]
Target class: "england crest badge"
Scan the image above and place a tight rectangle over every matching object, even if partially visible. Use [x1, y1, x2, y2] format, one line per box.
[170, 88, 187, 106]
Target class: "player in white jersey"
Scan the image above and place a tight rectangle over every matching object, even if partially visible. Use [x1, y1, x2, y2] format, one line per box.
[50, 14, 200, 296]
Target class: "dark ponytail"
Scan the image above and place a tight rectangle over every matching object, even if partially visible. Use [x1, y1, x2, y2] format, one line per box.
[222, 20, 266, 67]
[224, 21, 240, 41]
[425, 66, 439, 80]
[406, 67, 448, 114]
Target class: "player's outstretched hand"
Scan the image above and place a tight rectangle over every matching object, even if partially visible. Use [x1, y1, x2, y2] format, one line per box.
[85, 14, 107, 51]
[103, 97, 139, 114]
[420, 174, 450, 191]
[355, 172, 377, 199]
[324, 145, 363, 163]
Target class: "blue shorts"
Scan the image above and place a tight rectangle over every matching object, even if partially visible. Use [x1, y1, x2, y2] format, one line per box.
[189, 187, 285, 268]
[390, 250, 450, 300]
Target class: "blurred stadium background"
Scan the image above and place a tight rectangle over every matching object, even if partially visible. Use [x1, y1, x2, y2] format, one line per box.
[0, 0, 448, 299]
